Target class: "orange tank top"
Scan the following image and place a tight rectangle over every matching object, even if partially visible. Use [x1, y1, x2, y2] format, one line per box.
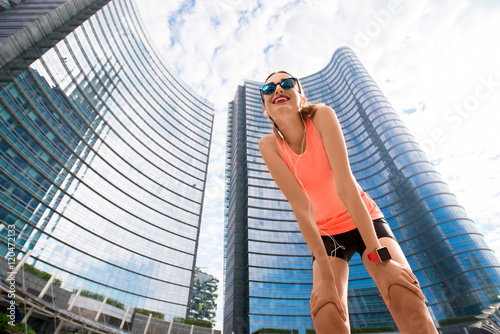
[274, 118, 383, 235]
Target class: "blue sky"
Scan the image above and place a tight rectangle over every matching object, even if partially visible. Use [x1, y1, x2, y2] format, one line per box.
[137, 0, 500, 329]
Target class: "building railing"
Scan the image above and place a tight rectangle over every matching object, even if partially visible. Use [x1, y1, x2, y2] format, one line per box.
[1, 251, 221, 334]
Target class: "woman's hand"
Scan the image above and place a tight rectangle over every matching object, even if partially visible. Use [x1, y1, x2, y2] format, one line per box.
[310, 278, 347, 321]
[376, 260, 425, 308]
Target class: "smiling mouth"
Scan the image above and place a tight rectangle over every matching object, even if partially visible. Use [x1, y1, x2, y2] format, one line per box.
[273, 96, 289, 104]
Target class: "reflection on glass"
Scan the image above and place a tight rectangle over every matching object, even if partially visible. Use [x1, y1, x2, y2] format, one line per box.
[0, 0, 213, 321]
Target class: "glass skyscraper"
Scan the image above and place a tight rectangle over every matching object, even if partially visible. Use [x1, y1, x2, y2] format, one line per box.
[223, 46, 500, 333]
[0, 0, 213, 321]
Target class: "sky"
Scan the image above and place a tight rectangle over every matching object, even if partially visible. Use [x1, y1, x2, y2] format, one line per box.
[136, 0, 500, 329]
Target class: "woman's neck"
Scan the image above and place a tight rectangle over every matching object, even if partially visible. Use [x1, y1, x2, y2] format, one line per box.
[275, 114, 306, 155]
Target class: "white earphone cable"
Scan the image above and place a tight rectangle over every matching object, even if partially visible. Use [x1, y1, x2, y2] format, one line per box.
[276, 116, 345, 259]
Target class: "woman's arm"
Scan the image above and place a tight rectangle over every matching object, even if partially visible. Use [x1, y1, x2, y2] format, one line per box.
[259, 134, 346, 320]
[314, 106, 426, 307]
[313, 106, 381, 253]
[259, 134, 334, 280]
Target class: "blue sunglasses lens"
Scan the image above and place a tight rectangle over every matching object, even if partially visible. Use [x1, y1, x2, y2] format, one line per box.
[261, 84, 275, 95]
[281, 78, 295, 90]
[261, 78, 297, 96]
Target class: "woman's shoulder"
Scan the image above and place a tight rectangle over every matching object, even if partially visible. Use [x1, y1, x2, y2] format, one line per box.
[311, 105, 335, 120]
[259, 133, 277, 151]
[259, 133, 282, 160]
[311, 105, 337, 136]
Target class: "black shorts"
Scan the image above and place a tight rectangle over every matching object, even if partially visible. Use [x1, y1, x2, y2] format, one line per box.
[312, 218, 396, 263]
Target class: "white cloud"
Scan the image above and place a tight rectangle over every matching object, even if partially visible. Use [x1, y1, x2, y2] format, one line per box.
[137, 0, 500, 329]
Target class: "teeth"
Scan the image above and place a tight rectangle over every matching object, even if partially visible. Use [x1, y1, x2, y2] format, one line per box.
[275, 97, 288, 103]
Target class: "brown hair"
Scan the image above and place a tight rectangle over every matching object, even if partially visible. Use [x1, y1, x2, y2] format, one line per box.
[261, 71, 323, 119]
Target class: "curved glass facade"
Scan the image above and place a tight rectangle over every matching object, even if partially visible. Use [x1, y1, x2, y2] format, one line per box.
[0, 0, 213, 320]
[224, 46, 500, 333]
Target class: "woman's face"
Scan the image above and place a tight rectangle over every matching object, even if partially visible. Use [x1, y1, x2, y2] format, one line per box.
[262, 72, 304, 117]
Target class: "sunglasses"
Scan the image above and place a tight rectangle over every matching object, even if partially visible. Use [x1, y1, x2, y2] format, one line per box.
[260, 77, 299, 96]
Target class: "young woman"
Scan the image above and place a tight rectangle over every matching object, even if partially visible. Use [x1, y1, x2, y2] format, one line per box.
[258, 71, 437, 333]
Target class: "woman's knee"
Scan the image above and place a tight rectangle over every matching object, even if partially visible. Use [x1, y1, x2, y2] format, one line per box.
[313, 302, 349, 332]
[387, 285, 436, 333]
[388, 284, 423, 310]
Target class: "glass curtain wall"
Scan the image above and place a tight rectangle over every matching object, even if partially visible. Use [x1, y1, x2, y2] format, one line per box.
[0, 0, 213, 320]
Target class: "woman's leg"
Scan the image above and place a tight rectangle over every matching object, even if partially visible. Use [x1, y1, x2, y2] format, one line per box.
[362, 237, 438, 334]
[312, 256, 350, 334]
